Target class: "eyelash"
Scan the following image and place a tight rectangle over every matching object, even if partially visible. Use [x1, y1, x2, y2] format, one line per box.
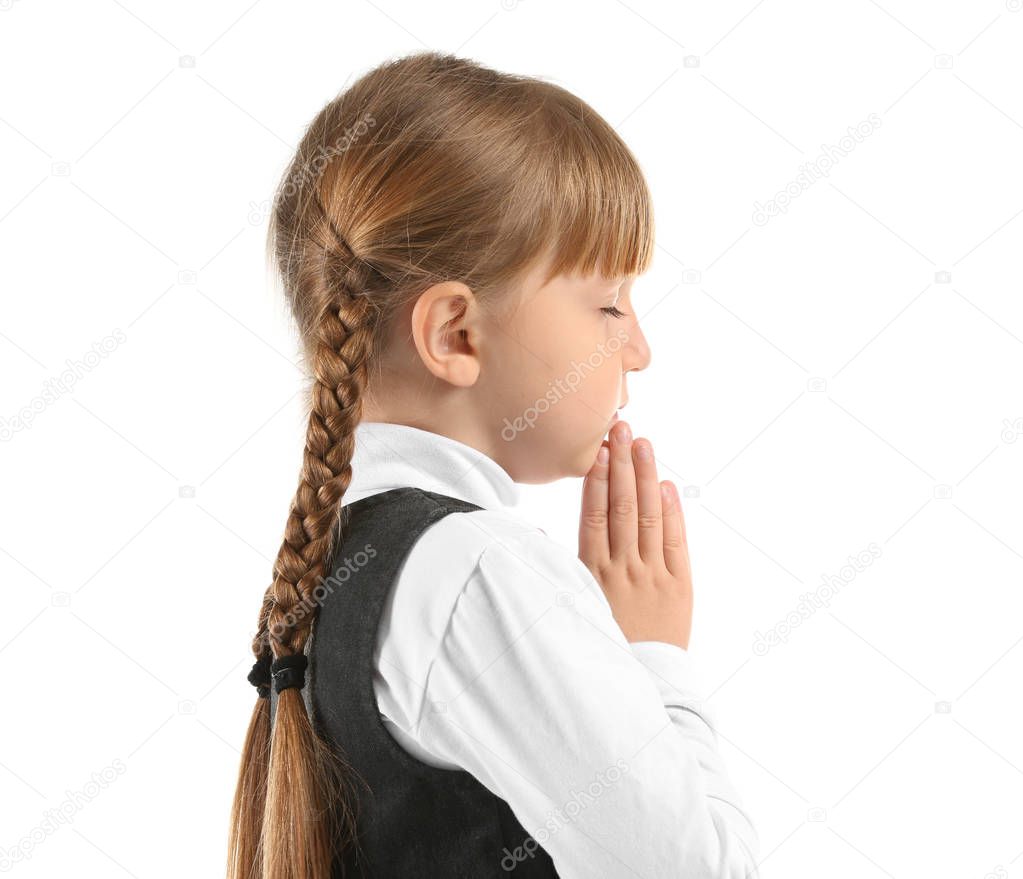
[600, 306, 628, 318]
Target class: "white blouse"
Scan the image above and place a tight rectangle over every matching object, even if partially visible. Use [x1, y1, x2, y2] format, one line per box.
[334, 420, 760, 878]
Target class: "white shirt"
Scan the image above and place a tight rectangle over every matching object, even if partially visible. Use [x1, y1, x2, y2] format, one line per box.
[336, 420, 761, 878]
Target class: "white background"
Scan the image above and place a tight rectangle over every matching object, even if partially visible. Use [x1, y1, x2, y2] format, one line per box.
[1, 1, 1022, 877]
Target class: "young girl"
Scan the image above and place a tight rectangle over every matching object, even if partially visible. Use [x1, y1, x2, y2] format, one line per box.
[227, 50, 760, 879]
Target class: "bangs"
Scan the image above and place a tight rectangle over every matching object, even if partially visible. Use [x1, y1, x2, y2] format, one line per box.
[524, 94, 656, 288]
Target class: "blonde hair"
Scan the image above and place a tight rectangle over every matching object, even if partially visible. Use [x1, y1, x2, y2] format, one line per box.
[226, 49, 655, 879]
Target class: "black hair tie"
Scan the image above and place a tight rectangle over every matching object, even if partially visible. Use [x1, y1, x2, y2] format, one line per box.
[247, 654, 272, 699]
[271, 653, 308, 694]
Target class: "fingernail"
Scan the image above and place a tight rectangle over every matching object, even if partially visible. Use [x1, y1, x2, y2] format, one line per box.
[597, 446, 609, 464]
[635, 441, 651, 461]
[614, 421, 631, 443]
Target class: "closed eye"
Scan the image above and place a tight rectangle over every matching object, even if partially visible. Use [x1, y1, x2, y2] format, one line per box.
[600, 306, 628, 318]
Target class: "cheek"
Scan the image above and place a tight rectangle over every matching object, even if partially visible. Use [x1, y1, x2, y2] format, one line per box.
[507, 309, 621, 421]
[589, 356, 623, 412]
[556, 338, 622, 422]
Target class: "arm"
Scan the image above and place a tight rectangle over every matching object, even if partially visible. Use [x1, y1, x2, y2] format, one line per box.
[411, 530, 760, 879]
[630, 640, 761, 874]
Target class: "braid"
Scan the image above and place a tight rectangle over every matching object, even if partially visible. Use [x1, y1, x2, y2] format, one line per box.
[236, 234, 378, 879]
[262, 256, 376, 877]
[264, 292, 376, 658]
[252, 224, 379, 663]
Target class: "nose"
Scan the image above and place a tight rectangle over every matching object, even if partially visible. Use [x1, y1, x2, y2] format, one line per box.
[622, 310, 651, 374]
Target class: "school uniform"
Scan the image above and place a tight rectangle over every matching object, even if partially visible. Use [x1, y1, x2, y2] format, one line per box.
[269, 421, 760, 878]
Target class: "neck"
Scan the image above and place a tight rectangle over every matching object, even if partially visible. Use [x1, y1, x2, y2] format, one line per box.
[360, 399, 499, 467]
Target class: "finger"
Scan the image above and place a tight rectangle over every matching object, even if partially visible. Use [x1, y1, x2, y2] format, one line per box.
[632, 438, 663, 563]
[660, 481, 689, 578]
[608, 420, 638, 557]
[579, 440, 611, 567]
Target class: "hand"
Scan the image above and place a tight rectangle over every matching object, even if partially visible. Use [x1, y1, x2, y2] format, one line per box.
[578, 419, 693, 650]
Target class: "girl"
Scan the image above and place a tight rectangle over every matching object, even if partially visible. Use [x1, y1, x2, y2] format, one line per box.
[227, 50, 760, 879]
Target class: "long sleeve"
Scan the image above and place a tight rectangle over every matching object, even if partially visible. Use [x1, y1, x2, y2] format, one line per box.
[629, 640, 761, 873]
[407, 530, 761, 878]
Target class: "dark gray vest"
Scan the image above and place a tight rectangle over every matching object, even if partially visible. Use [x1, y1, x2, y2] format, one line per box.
[270, 486, 560, 878]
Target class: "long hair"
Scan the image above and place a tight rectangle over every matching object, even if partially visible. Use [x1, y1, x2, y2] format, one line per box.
[226, 49, 655, 879]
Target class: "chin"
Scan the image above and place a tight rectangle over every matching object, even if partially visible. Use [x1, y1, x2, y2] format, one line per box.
[567, 439, 603, 478]
[566, 460, 592, 479]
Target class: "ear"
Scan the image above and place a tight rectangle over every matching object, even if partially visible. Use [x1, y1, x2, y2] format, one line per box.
[409, 280, 483, 388]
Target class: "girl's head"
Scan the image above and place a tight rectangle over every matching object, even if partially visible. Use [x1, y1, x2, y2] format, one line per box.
[229, 50, 654, 878]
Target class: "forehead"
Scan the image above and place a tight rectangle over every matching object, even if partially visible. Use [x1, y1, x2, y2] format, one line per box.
[590, 274, 634, 294]
[529, 274, 634, 310]
[512, 250, 637, 307]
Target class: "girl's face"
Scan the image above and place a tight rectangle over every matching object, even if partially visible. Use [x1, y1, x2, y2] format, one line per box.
[478, 259, 652, 484]
[362, 254, 652, 486]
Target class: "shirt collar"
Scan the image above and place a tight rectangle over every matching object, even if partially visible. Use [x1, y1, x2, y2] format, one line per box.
[344, 421, 521, 511]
